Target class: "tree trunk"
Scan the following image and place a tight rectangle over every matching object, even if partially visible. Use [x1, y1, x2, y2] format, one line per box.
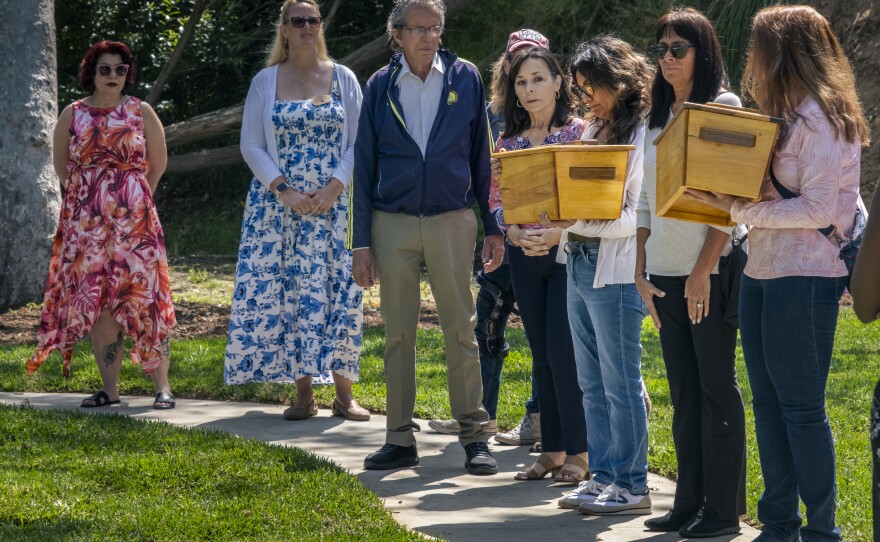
[0, 0, 60, 308]
[165, 145, 242, 176]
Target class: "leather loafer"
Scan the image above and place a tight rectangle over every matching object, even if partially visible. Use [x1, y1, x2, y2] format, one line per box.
[679, 507, 741, 538]
[282, 399, 317, 420]
[331, 398, 371, 421]
[645, 509, 696, 532]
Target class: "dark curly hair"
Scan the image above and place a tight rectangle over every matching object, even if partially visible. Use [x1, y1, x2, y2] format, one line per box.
[569, 36, 653, 145]
[647, 7, 728, 130]
[79, 41, 138, 93]
[502, 47, 573, 139]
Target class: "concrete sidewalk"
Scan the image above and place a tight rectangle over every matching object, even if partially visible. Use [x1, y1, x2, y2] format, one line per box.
[0, 392, 759, 541]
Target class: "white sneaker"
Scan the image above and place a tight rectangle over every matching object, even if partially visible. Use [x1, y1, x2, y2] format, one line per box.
[494, 412, 540, 445]
[558, 478, 608, 509]
[427, 419, 460, 435]
[577, 483, 652, 516]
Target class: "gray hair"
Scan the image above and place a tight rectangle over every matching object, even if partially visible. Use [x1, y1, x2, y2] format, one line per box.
[386, 0, 447, 52]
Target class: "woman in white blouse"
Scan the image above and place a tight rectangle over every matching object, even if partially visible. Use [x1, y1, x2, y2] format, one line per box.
[545, 35, 655, 517]
[224, 0, 368, 422]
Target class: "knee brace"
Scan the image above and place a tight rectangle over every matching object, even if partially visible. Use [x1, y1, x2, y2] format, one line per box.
[476, 271, 515, 359]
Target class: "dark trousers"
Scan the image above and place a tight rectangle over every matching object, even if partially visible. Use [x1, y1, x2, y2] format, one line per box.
[873, 379, 880, 542]
[651, 274, 747, 522]
[509, 245, 587, 454]
[476, 263, 539, 419]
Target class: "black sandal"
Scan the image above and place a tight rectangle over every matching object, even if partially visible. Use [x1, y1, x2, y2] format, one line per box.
[81, 390, 120, 408]
[153, 391, 176, 410]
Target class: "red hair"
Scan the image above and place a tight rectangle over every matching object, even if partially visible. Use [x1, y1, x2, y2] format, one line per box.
[79, 41, 138, 93]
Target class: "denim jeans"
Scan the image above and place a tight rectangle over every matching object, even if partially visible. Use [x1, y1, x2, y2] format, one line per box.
[475, 263, 539, 419]
[739, 274, 845, 541]
[566, 243, 649, 493]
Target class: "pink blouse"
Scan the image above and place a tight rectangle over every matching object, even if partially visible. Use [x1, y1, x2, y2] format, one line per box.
[489, 118, 587, 231]
[730, 96, 861, 279]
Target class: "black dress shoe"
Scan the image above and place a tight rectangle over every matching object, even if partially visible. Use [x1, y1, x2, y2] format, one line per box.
[644, 509, 696, 531]
[463, 441, 498, 475]
[679, 506, 741, 538]
[364, 443, 419, 470]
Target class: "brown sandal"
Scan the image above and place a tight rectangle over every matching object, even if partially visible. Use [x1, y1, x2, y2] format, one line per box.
[513, 453, 563, 480]
[554, 453, 589, 485]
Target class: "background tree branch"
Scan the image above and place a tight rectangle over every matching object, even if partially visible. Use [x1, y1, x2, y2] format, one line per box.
[145, 0, 209, 105]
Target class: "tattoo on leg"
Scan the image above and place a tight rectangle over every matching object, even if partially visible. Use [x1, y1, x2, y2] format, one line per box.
[159, 337, 171, 359]
[103, 331, 124, 367]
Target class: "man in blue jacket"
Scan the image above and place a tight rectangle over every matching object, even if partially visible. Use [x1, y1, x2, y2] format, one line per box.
[352, 0, 504, 475]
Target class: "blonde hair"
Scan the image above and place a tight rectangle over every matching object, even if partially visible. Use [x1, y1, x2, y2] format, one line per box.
[742, 5, 869, 146]
[266, 0, 330, 67]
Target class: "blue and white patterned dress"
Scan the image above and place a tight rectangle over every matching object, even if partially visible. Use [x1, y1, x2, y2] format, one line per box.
[224, 68, 362, 385]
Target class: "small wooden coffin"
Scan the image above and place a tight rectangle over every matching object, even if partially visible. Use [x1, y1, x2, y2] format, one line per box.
[492, 142, 635, 224]
[653, 102, 783, 227]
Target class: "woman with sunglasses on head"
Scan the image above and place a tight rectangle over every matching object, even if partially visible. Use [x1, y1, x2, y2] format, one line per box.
[226, 0, 367, 422]
[488, 46, 589, 485]
[690, 6, 869, 540]
[27, 41, 177, 410]
[546, 35, 654, 517]
[635, 7, 747, 537]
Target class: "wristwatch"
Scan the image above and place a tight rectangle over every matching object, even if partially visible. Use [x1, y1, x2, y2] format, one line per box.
[275, 181, 290, 195]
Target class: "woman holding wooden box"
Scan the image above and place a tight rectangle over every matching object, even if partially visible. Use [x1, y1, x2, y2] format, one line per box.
[634, 7, 747, 537]
[488, 46, 589, 484]
[689, 6, 870, 540]
[546, 36, 654, 517]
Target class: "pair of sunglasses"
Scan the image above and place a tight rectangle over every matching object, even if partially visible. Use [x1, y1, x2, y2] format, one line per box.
[286, 16, 321, 28]
[97, 63, 130, 77]
[649, 42, 694, 60]
[572, 81, 595, 100]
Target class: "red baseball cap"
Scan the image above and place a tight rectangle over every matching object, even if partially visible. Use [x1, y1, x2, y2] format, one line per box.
[506, 29, 549, 53]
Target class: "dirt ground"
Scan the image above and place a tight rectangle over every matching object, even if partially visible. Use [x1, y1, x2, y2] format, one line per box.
[812, 0, 880, 199]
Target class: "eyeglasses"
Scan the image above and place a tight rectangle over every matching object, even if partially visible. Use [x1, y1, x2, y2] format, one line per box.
[650, 42, 694, 60]
[96, 63, 130, 77]
[572, 81, 594, 100]
[399, 25, 443, 38]
[286, 16, 322, 28]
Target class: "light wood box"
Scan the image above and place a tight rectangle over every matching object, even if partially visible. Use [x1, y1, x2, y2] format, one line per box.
[492, 142, 635, 224]
[653, 102, 783, 227]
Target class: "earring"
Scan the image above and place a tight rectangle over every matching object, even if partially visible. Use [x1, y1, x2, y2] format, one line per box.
[555, 90, 560, 100]
[516, 100, 523, 108]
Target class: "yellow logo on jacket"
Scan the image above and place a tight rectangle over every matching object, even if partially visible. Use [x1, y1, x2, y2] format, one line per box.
[447, 90, 458, 105]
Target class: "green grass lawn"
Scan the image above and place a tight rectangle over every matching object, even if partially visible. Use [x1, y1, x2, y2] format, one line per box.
[0, 404, 421, 542]
[1, 310, 877, 539]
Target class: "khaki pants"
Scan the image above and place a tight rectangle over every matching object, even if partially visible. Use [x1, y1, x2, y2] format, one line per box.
[372, 208, 489, 446]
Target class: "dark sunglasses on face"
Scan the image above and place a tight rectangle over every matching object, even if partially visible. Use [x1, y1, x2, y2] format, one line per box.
[572, 81, 594, 100]
[287, 16, 322, 28]
[650, 42, 694, 60]
[97, 63, 130, 77]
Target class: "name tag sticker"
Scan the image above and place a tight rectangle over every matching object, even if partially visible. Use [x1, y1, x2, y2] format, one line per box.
[310, 95, 332, 106]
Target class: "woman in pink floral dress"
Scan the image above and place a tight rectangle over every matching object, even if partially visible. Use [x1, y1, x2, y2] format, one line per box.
[27, 41, 176, 410]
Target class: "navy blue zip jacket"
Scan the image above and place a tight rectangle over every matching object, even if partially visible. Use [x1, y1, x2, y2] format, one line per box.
[352, 48, 499, 249]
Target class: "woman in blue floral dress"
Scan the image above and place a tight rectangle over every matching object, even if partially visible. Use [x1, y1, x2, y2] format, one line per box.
[227, 0, 368, 422]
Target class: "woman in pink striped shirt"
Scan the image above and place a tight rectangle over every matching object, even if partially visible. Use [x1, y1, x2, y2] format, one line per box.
[690, 6, 870, 541]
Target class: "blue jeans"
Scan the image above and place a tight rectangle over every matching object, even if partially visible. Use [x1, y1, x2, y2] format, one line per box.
[566, 243, 649, 493]
[740, 275, 845, 541]
[475, 263, 539, 419]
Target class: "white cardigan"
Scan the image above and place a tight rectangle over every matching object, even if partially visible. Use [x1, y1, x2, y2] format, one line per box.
[240, 63, 362, 188]
[556, 120, 646, 288]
